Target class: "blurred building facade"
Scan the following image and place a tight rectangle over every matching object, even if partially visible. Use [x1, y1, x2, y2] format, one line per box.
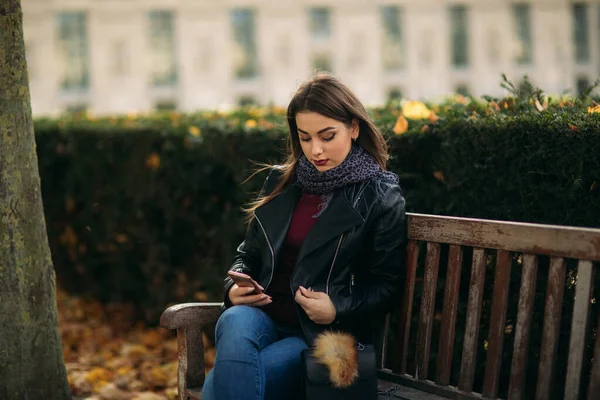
[22, 0, 600, 116]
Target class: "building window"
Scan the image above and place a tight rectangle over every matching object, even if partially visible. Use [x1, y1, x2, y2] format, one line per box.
[154, 100, 178, 111]
[573, 4, 590, 64]
[455, 83, 470, 96]
[311, 54, 331, 72]
[57, 12, 89, 91]
[387, 88, 403, 102]
[449, 5, 469, 68]
[512, 3, 533, 65]
[310, 7, 332, 72]
[576, 77, 590, 96]
[310, 7, 331, 41]
[231, 9, 259, 79]
[238, 95, 258, 107]
[381, 6, 404, 71]
[149, 10, 178, 87]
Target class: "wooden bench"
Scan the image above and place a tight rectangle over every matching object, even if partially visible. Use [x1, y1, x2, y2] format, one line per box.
[160, 213, 600, 400]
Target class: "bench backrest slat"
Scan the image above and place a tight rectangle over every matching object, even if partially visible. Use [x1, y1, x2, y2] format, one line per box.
[507, 254, 538, 400]
[384, 213, 600, 400]
[394, 239, 419, 374]
[536, 257, 566, 399]
[415, 242, 441, 379]
[483, 250, 512, 398]
[436, 244, 463, 386]
[565, 260, 594, 399]
[456, 247, 488, 393]
[589, 325, 600, 400]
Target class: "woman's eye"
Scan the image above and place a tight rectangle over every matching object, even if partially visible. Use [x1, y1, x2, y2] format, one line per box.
[322, 135, 336, 142]
[300, 137, 311, 142]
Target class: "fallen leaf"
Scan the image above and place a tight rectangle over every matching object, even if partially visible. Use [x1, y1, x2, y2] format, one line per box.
[132, 392, 167, 400]
[433, 171, 445, 183]
[145, 153, 160, 171]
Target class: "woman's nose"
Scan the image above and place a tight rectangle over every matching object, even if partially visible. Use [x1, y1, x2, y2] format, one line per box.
[312, 143, 323, 156]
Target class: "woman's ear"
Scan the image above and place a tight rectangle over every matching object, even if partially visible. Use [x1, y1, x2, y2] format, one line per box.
[351, 119, 360, 140]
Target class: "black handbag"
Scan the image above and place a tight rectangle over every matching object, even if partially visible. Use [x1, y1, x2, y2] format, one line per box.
[301, 343, 378, 400]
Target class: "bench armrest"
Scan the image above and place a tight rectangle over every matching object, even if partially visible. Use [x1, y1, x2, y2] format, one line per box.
[160, 302, 222, 400]
[160, 302, 223, 329]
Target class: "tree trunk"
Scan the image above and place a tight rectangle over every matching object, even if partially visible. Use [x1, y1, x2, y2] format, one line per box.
[0, 1, 71, 398]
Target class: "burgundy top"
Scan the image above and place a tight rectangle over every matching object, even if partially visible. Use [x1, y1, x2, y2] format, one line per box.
[262, 193, 322, 327]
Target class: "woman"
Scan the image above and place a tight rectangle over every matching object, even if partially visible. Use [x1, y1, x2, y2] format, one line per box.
[201, 74, 406, 400]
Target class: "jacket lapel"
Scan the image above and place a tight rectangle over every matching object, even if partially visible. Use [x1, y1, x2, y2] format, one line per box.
[254, 184, 301, 260]
[254, 184, 365, 273]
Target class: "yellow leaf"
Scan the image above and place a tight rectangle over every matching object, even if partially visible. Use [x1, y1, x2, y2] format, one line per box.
[145, 153, 160, 171]
[245, 119, 258, 128]
[193, 291, 209, 301]
[401, 101, 432, 120]
[142, 329, 164, 348]
[59, 226, 78, 247]
[85, 367, 111, 383]
[188, 126, 201, 137]
[393, 115, 408, 135]
[587, 105, 600, 114]
[428, 112, 439, 123]
[433, 171, 445, 183]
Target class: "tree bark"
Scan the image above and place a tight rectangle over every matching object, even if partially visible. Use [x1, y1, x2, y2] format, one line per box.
[0, 0, 71, 398]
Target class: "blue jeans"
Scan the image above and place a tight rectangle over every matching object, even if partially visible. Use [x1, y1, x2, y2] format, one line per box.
[201, 305, 308, 400]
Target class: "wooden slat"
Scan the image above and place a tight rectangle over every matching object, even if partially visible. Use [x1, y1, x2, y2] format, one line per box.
[588, 314, 600, 400]
[415, 242, 441, 380]
[436, 245, 463, 386]
[407, 213, 600, 261]
[564, 261, 594, 399]
[378, 369, 485, 399]
[536, 257, 566, 400]
[458, 248, 488, 392]
[377, 313, 391, 369]
[483, 250, 512, 398]
[508, 254, 538, 400]
[395, 240, 419, 374]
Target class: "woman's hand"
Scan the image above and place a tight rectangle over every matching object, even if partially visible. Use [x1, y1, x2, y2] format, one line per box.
[229, 284, 272, 307]
[295, 286, 336, 324]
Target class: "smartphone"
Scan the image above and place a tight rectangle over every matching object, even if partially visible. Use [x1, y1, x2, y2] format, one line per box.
[227, 271, 264, 294]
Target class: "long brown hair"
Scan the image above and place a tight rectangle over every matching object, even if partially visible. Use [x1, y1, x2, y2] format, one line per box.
[243, 74, 391, 222]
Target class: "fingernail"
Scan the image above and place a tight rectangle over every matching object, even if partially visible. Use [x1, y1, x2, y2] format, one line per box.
[299, 286, 306, 291]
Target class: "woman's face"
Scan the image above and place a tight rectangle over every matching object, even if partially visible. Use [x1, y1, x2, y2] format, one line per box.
[295, 112, 359, 172]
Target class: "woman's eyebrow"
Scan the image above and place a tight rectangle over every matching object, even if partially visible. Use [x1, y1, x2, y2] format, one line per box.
[297, 126, 336, 135]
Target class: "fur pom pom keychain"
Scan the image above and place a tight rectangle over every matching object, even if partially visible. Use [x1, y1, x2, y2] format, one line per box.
[312, 331, 359, 388]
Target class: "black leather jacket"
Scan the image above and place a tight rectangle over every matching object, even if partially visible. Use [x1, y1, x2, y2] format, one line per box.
[224, 168, 407, 345]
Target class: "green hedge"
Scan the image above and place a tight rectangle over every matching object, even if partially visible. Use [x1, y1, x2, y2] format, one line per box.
[35, 96, 600, 320]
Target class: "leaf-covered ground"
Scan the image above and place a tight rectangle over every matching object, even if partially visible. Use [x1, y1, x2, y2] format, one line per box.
[58, 288, 215, 399]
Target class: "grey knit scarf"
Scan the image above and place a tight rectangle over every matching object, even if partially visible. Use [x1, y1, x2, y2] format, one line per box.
[295, 144, 399, 217]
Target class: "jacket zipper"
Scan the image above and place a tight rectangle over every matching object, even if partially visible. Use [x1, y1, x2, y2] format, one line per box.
[254, 213, 275, 291]
[326, 234, 344, 295]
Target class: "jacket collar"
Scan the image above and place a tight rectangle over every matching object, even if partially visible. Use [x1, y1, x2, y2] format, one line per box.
[254, 183, 365, 263]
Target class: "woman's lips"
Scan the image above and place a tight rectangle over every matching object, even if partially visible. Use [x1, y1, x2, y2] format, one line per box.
[314, 159, 328, 166]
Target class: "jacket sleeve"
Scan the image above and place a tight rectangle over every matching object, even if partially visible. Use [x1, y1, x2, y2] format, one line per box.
[330, 185, 407, 320]
[223, 168, 279, 307]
